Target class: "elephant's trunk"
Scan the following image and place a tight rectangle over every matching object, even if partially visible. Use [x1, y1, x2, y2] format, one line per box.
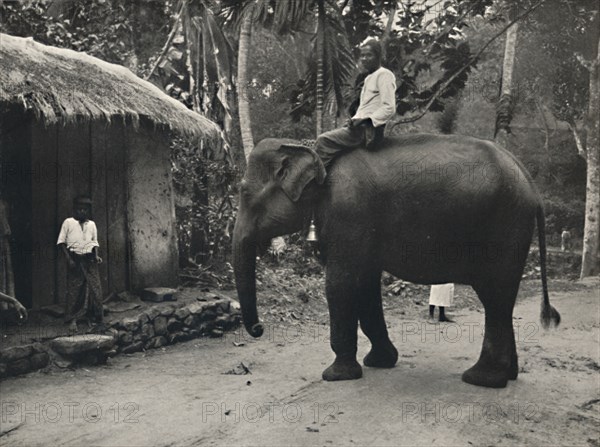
[232, 222, 264, 338]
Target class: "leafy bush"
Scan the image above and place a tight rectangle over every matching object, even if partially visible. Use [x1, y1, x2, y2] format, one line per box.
[171, 138, 239, 268]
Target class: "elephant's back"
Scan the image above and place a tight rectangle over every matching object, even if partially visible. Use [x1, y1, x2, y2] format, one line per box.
[374, 132, 501, 160]
[328, 132, 540, 211]
[333, 133, 533, 188]
[333, 132, 493, 168]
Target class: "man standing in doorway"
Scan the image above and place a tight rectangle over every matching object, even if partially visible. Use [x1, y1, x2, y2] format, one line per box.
[57, 196, 104, 332]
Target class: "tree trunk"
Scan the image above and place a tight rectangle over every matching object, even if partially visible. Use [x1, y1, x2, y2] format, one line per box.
[580, 36, 600, 278]
[495, 17, 519, 146]
[567, 120, 587, 159]
[315, 0, 325, 135]
[535, 98, 550, 156]
[381, 1, 397, 64]
[238, 5, 255, 161]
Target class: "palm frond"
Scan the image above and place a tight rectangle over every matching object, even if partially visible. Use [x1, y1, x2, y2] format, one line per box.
[221, 0, 315, 35]
[158, 1, 235, 120]
[290, 6, 356, 120]
[271, 0, 315, 34]
[220, 0, 257, 32]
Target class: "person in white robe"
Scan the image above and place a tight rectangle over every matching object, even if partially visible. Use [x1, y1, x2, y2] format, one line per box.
[429, 283, 454, 322]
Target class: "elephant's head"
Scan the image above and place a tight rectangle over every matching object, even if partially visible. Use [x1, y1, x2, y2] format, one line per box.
[233, 139, 326, 337]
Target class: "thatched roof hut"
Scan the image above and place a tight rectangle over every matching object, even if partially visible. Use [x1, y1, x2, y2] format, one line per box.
[0, 33, 221, 309]
[0, 33, 220, 143]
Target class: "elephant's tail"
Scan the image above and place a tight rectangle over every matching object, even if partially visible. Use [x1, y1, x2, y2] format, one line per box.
[536, 204, 561, 328]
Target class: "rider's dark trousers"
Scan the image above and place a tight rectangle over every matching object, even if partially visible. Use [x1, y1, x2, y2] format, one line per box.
[315, 125, 367, 169]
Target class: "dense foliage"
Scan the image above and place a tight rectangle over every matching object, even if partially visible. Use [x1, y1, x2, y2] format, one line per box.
[1, 0, 595, 269]
[290, 0, 496, 122]
[0, 0, 168, 67]
[171, 138, 239, 266]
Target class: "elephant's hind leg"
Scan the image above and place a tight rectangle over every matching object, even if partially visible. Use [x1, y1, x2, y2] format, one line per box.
[358, 271, 398, 368]
[462, 280, 519, 388]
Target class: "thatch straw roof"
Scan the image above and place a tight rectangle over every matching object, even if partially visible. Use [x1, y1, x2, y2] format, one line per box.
[0, 33, 221, 143]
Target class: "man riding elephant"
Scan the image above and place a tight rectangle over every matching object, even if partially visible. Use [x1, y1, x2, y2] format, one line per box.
[315, 39, 396, 168]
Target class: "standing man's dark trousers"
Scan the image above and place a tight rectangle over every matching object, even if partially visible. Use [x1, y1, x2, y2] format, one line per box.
[64, 253, 103, 325]
[316, 125, 367, 169]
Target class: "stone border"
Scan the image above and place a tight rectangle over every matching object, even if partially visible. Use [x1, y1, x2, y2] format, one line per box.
[0, 343, 50, 378]
[0, 298, 241, 380]
[109, 298, 240, 354]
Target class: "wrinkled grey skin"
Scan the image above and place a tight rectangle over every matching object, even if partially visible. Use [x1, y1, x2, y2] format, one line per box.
[233, 134, 560, 388]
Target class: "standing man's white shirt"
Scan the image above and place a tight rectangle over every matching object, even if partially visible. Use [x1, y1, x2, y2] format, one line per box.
[56, 217, 99, 255]
[352, 66, 397, 127]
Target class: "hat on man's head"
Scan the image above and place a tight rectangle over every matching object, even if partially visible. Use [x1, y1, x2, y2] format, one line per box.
[361, 38, 382, 61]
[73, 195, 92, 205]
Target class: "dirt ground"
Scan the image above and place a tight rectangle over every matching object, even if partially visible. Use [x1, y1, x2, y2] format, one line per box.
[0, 276, 598, 447]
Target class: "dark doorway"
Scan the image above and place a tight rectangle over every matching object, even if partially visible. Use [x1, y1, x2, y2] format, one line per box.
[0, 112, 33, 308]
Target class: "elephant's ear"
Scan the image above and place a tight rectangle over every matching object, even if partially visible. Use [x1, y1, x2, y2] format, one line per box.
[276, 144, 326, 202]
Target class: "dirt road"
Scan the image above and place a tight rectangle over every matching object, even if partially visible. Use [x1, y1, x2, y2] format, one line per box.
[1, 279, 598, 446]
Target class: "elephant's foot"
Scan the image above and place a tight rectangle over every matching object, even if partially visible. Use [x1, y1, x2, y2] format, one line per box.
[363, 342, 398, 368]
[462, 361, 510, 388]
[322, 357, 362, 381]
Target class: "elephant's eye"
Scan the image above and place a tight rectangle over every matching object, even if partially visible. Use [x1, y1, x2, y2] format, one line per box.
[239, 183, 254, 202]
[239, 181, 251, 195]
[240, 189, 251, 200]
[275, 166, 286, 181]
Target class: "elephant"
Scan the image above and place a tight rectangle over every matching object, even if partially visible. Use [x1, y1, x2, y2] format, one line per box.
[233, 134, 561, 388]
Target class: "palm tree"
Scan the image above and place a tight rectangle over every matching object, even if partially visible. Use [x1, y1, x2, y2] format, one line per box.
[223, 0, 319, 158]
[494, 3, 519, 145]
[315, 0, 326, 135]
[288, 1, 356, 135]
[237, 4, 256, 161]
[580, 34, 600, 278]
[224, 0, 355, 151]
[381, 0, 398, 64]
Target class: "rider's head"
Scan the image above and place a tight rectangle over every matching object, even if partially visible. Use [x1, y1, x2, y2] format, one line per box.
[359, 39, 382, 73]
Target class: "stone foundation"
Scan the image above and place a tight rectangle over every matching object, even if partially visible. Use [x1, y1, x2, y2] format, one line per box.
[108, 297, 240, 354]
[0, 296, 241, 380]
[0, 343, 50, 378]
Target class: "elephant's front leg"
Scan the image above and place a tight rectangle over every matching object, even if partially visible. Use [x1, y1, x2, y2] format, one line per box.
[322, 262, 364, 381]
